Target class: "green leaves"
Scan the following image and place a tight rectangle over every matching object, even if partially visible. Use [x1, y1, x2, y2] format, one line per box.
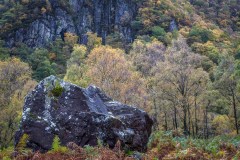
[151, 26, 166, 38]
[51, 135, 68, 153]
[50, 82, 64, 98]
[16, 134, 29, 152]
[189, 26, 213, 43]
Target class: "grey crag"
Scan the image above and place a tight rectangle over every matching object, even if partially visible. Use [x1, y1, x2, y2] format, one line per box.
[6, 0, 137, 47]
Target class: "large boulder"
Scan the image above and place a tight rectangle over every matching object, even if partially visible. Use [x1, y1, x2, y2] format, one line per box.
[15, 76, 153, 152]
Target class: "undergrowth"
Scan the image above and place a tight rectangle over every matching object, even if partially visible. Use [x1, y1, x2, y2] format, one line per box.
[0, 131, 239, 160]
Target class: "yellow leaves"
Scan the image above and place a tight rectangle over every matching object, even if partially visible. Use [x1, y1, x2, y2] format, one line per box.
[150, 147, 158, 154]
[179, 27, 190, 37]
[130, 38, 166, 78]
[64, 32, 78, 47]
[139, 0, 191, 30]
[72, 45, 87, 59]
[41, 7, 47, 14]
[212, 115, 234, 135]
[86, 32, 102, 51]
[204, 41, 214, 47]
[0, 57, 31, 77]
[194, 20, 208, 30]
[156, 0, 161, 6]
[131, 39, 146, 55]
[216, 150, 227, 159]
[49, 52, 57, 60]
[0, 57, 32, 106]
[192, 41, 219, 57]
[64, 45, 88, 87]
[19, 13, 27, 20]
[222, 40, 232, 46]
[219, 19, 229, 27]
[87, 46, 128, 84]
[0, 58, 34, 148]
[16, 134, 29, 152]
[143, 19, 153, 28]
[85, 45, 148, 109]
[237, 44, 240, 52]
[212, 29, 224, 39]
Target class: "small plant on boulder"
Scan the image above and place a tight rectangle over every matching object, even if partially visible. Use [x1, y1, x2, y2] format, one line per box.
[50, 135, 68, 153]
[50, 82, 64, 97]
[16, 134, 29, 152]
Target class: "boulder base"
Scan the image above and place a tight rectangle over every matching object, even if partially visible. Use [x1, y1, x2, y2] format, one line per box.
[15, 76, 153, 152]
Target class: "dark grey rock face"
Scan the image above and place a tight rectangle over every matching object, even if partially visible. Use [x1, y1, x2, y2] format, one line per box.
[15, 76, 153, 152]
[169, 19, 178, 32]
[7, 0, 137, 48]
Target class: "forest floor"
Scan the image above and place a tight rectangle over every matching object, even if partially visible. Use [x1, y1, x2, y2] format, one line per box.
[0, 131, 240, 160]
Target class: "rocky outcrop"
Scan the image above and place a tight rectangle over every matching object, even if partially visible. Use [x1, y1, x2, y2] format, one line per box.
[15, 76, 153, 152]
[6, 0, 137, 48]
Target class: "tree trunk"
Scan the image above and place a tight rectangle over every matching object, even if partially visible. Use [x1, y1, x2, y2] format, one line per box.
[164, 111, 168, 131]
[153, 98, 158, 131]
[174, 105, 178, 129]
[232, 91, 239, 134]
[172, 116, 175, 130]
[187, 104, 191, 136]
[183, 106, 188, 136]
[204, 101, 210, 139]
[192, 122, 195, 138]
[194, 96, 198, 137]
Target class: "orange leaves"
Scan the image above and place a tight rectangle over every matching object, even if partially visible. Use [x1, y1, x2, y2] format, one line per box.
[49, 52, 57, 60]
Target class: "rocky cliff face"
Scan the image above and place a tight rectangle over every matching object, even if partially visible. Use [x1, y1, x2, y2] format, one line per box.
[15, 76, 153, 152]
[7, 0, 137, 48]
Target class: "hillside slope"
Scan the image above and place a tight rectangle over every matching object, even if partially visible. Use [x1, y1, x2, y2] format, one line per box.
[0, 1, 240, 158]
